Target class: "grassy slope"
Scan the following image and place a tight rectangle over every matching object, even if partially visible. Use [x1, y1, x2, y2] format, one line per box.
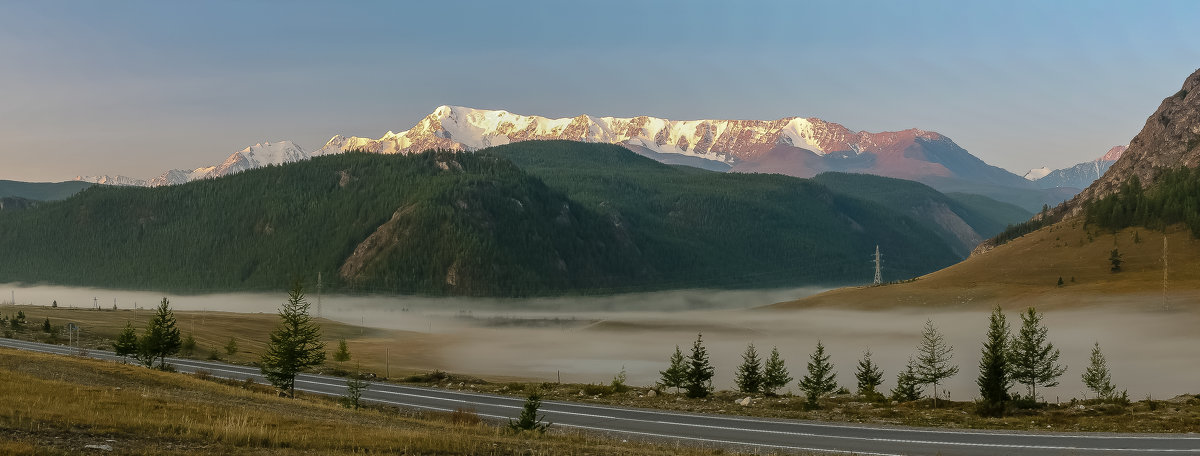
[0, 347, 750, 456]
[770, 218, 1200, 310]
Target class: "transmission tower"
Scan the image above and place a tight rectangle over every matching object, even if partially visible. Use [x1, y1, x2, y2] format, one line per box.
[872, 245, 882, 285]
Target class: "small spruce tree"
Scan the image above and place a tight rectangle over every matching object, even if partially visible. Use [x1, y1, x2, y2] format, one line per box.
[138, 298, 182, 369]
[761, 346, 792, 396]
[224, 337, 239, 355]
[797, 340, 837, 408]
[683, 333, 714, 398]
[735, 343, 764, 394]
[508, 393, 550, 433]
[854, 350, 885, 400]
[260, 283, 326, 398]
[658, 345, 687, 393]
[1109, 248, 1123, 272]
[891, 357, 923, 402]
[181, 333, 197, 356]
[1081, 342, 1116, 401]
[342, 371, 371, 410]
[976, 306, 1012, 416]
[334, 338, 351, 362]
[915, 319, 958, 407]
[42, 318, 52, 333]
[113, 322, 139, 363]
[1009, 307, 1066, 402]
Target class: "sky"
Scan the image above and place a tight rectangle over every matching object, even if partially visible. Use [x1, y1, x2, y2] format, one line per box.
[1, 0, 1199, 182]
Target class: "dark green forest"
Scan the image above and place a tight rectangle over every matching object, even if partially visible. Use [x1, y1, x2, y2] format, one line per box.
[1086, 167, 1200, 236]
[0, 141, 988, 296]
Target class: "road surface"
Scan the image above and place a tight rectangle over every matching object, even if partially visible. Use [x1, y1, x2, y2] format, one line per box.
[1, 337, 1197, 455]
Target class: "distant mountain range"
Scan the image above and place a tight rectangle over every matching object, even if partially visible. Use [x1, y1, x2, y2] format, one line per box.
[69, 106, 1078, 212]
[1023, 145, 1126, 189]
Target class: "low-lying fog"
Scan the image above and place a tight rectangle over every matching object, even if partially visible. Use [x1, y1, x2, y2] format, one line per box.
[5, 283, 1197, 401]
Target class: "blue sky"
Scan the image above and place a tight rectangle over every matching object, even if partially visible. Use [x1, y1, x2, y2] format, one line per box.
[2, 0, 1198, 181]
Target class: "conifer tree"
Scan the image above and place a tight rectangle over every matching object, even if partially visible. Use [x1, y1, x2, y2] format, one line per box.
[683, 333, 714, 398]
[41, 317, 51, 333]
[915, 319, 958, 407]
[508, 393, 551, 433]
[854, 350, 884, 399]
[891, 357, 923, 402]
[1109, 248, 1123, 272]
[138, 298, 181, 369]
[735, 343, 763, 394]
[798, 340, 837, 408]
[181, 333, 197, 356]
[113, 322, 139, 363]
[334, 338, 351, 362]
[976, 306, 1012, 416]
[658, 345, 686, 393]
[224, 337, 239, 355]
[1081, 342, 1116, 400]
[1009, 307, 1066, 402]
[261, 283, 326, 398]
[761, 346, 792, 396]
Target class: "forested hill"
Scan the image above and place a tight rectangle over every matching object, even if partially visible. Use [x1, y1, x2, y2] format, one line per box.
[0, 143, 965, 296]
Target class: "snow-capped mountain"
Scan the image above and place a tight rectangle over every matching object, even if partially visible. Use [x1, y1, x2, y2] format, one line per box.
[1024, 145, 1127, 189]
[77, 141, 309, 187]
[73, 175, 148, 186]
[316, 105, 1031, 189]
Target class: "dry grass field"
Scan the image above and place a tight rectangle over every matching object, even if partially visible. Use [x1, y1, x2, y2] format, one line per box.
[770, 220, 1200, 311]
[0, 347, 777, 456]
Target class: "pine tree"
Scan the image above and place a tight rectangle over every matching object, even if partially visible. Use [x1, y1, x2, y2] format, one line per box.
[735, 343, 764, 394]
[334, 338, 351, 362]
[854, 350, 884, 399]
[761, 346, 792, 396]
[1109, 248, 1123, 272]
[915, 319, 958, 407]
[658, 345, 687, 393]
[261, 283, 327, 398]
[508, 393, 551, 433]
[891, 357, 923, 402]
[138, 298, 181, 369]
[683, 333, 714, 399]
[1081, 342, 1116, 401]
[224, 337, 239, 355]
[797, 340, 837, 408]
[1009, 307, 1066, 402]
[342, 372, 371, 410]
[113, 322, 139, 363]
[41, 317, 51, 333]
[976, 306, 1012, 416]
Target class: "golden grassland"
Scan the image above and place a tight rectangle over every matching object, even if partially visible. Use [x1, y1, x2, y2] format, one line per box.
[0, 347, 777, 456]
[769, 220, 1200, 311]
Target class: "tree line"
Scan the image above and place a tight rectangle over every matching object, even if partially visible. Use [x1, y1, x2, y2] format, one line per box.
[657, 306, 1123, 416]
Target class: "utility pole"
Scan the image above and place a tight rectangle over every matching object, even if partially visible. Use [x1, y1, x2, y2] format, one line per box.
[1163, 234, 1169, 311]
[93, 297, 98, 310]
[872, 245, 882, 285]
[385, 347, 390, 379]
[317, 272, 323, 319]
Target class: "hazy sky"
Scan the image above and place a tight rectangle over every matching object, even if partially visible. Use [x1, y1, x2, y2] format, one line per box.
[2, 0, 1198, 182]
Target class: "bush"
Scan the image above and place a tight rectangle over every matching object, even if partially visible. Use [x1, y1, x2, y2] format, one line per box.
[582, 384, 614, 396]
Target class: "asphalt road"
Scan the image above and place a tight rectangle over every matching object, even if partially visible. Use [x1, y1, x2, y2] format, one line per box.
[2, 337, 1198, 455]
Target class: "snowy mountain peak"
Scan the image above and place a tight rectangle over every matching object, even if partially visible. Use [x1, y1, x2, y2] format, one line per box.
[1023, 167, 1052, 181]
[73, 175, 147, 186]
[312, 106, 904, 162]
